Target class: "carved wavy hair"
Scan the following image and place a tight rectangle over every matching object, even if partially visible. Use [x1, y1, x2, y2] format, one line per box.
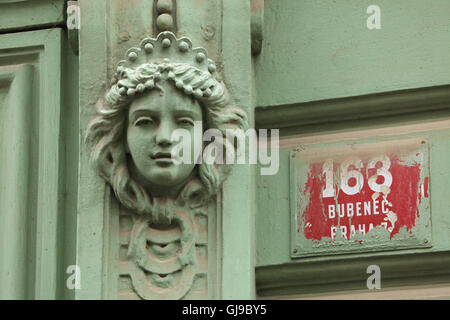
[86, 61, 247, 216]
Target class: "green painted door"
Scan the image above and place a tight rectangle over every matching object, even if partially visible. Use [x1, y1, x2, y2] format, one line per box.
[0, 0, 78, 299]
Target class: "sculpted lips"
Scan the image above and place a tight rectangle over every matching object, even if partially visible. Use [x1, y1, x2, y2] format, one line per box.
[151, 152, 172, 160]
[150, 151, 179, 166]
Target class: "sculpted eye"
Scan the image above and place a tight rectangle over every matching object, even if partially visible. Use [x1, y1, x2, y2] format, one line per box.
[134, 116, 154, 127]
[177, 117, 194, 127]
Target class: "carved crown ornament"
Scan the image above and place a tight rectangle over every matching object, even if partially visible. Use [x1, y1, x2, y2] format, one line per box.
[85, 32, 247, 299]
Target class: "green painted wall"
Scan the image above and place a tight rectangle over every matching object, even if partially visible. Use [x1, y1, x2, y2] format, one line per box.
[254, 0, 450, 297]
[257, 127, 450, 266]
[255, 121, 450, 296]
[2, 0, 450, 300]
[255, 0, 450, 107]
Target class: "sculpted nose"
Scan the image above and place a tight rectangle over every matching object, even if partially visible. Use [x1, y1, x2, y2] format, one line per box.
[155, 120, 173, 148]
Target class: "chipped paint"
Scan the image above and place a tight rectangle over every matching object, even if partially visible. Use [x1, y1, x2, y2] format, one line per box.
[291, 138, 432, 258]
[301, 155, 422, 240]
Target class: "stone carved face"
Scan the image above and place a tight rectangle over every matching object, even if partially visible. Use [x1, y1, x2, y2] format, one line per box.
[86, 33, 247, 216]
[85, 32, 249, 300]
[126, 81, 202, 189]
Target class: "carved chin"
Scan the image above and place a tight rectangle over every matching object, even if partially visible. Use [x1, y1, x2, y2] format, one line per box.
[144, 166, 193, 187]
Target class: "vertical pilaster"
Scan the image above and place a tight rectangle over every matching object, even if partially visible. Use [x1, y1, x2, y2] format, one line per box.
[77, 0, 255, 300]
[76, 0, 109, 299]
[154, 0, 177, 34]
[221, 0, 255, 299]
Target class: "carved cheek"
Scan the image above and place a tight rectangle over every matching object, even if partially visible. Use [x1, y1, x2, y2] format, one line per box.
[127, 126, 156, 165]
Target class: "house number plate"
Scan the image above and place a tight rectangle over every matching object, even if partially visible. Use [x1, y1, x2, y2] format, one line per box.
[290, 137, 432, 258]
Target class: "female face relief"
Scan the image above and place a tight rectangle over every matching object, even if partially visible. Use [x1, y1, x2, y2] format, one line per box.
[126, 81, 203, 189]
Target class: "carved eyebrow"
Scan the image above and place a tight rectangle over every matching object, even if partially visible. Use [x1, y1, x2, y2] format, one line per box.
[129, 109, 159, 123]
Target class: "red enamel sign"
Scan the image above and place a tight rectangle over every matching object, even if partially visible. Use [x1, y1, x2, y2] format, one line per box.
[291, 138, 431, 257]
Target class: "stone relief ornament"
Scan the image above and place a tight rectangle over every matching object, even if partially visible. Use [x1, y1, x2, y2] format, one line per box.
[85, 31, 247, 299]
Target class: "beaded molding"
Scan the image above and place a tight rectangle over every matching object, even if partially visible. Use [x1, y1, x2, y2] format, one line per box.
[154, 0, 176, 32]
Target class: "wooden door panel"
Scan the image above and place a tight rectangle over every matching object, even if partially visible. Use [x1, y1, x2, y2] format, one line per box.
[0, 28, 64, 299]
[0, 64, 33, 299]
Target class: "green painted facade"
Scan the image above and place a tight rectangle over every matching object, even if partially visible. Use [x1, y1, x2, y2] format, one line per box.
[1, 0, 450, 299]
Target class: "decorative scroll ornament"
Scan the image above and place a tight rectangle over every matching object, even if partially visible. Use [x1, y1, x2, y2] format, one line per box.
[86, 32, 246, 299]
